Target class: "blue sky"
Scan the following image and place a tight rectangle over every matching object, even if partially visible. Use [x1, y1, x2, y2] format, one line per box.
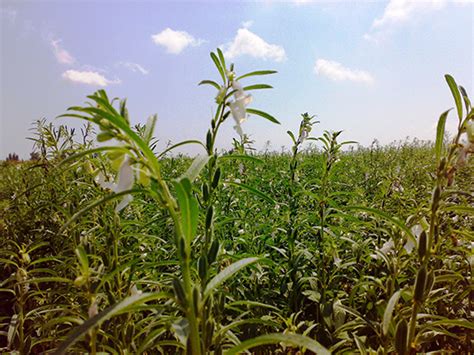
[1, 0, 472, 158]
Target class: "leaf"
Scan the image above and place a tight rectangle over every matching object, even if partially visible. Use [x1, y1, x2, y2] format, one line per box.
[217, 47, 226, 72]
[60, 188, 144, 232]
[445, 74, 463, 121]
[180, 155, 210, 182]
[287, 131, 296, 144]
[198, 80, 221, 90]
[219, 155, 263, 164]
[225, 333, 330, 355]
[173, 178, 199, 244]
[204, 257, 260, 300]
[227, 181, 276, 205]
[237, 70, 277, 81]
[157, 140, 206, 158]
[210, 52, 225, 83]
[345, 206, 416, 246]
[383, 290, 401, 336]
[75, 245, 89, 274]
[53, 292, 169, 355]
[243, 84, 273, 91]
[435, 109, 451, 162]
[247, 108, 280, 124]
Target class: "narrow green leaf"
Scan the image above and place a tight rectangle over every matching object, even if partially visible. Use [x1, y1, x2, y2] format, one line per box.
[237, 70, 277, 81]
[210, 52, 225, 83]
[198, 80, 221, 90]
[217, 47, 226, 72]
[445, 74, 463, 121]
[157, 140, 206, 159]
[435, 109, 451, 162]
[225, 333, 330, 355]
[246, 108, 280, 124]
[243, 84, 273, 91]
[227, 181, 276, 205]
[204, 257, 260, 300]
[60, 188, 144, 232]
[75, 245, 89, 273]
[180, 154, 210, 182]
[173, 178, 199, 243]
[345, 206, 416, 246]
[287, 131, 296, 144]
[219, 154, 263, 164]
[53, 293, 169, 355]
[383, 290, 401, 336]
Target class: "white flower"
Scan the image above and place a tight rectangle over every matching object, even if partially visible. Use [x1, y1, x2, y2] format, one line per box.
[297, 128, 309, 144]
[229, 80, 252, 136]
[96, 156, 135, 212]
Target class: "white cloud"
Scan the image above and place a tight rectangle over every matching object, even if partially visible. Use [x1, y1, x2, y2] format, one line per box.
[151, 28, 205, 54]
[222, 28, 286, 62]
[50, 39, 75, 65]
[1, 7, 17, 23]
[365, 0, 471, 41]
[62, 70, 120, 87]
[314, 59, 374, 85]
[117, 61, 149, 75]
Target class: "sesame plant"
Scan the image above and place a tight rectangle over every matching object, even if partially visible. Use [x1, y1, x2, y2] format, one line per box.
[0, 52, 472, 355]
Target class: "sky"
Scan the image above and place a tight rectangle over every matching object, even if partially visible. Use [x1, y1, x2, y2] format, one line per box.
[1, 0, 473, 159]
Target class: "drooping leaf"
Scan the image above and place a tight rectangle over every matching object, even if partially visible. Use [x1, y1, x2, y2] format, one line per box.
[53, 293, 169, 355]
[237, 70, 277, 81]
[247, 108, 280, 124]
[180, 155, 210, 182]
[383, 290, 401, 336]
[445, 74, 463, 121]
[226, 333, 330, 355]
[435, 109, 451, 162]
[204, 257, 260, 300]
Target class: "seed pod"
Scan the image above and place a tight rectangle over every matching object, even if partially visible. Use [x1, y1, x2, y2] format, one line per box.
[172, 278, 187, 307]
[208, 240, 219, 264]
[202, 183, 209, 201]
[205, 320, 215, 347]
[192, 286, 200, 315]
[97, 131, 114, 142]
[178, 237, 187, 261]
[414, 266, 427, 303]
[198, 255, 208, 280]
[418, 231, 427, 261]
[394, 318, 408, 355]
[212, 168, 221, 189]
[431, 187, 441, 212]
[205, 206, 214, 230]
[206, 130, 213, 152]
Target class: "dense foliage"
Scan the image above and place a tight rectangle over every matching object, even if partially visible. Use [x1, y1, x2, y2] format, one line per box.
[1, 50, 472, 354]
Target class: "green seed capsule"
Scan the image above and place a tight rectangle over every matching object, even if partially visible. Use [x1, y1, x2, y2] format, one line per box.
[431, 187, 441, 212]
[206, 130, 212, 152]
[394, 319, 408, 355]
[418, 231, 427, 261]
[198, 255, 208, 280]
[212, 168, 221, 189]
[178, 237, 187, 260]
[208, 240, 219, 264]
[172, 278, 186, 307]
[205, 206, 214, 230]
[192, 286, 200, 315]
[202, 183, 209, 201]
[414, 266, 427, 303]
[97, 131, 114, 142]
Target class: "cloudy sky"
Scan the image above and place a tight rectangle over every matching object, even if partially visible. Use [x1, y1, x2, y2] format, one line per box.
[1, 0, 472, 158]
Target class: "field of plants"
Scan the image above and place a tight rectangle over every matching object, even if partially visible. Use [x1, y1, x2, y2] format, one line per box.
[1, 50, 473, 354]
